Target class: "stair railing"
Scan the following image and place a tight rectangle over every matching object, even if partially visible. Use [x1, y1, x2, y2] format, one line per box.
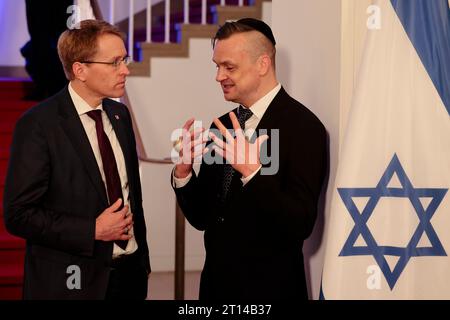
[108, 0, 251, 60]
[121, 91, 186, 300]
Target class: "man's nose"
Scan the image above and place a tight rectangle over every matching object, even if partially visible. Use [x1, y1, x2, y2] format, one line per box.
[216, 68, 226, 82]
[120, 63, 131, 76]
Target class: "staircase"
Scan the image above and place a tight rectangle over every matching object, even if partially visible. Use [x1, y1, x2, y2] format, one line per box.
[117, 0, 269, 76]
[117, 0, 255, 45]
[0, 79, 35, 299]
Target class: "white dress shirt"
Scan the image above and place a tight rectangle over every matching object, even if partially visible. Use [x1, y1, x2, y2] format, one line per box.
[68, 83, 137, 257]
[173, 83, 282, 188]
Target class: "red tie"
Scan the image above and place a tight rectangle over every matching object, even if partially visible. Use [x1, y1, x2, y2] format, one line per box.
[87, 110, 128, 250]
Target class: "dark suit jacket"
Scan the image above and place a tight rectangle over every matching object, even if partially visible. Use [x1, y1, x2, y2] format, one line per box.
[174, 87, 326, 300]
[3, 86, 150, 299]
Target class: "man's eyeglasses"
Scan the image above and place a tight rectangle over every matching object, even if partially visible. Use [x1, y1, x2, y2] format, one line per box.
[80, 56, 132, 68]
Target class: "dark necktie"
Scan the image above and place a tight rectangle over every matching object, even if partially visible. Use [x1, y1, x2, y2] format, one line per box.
[220, 106, 253, 202]
[87, 110, 128, 250]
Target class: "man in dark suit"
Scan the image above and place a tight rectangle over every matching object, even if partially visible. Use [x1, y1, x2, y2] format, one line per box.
[172, 18, 327, 300]
[3, 20, 150, 300]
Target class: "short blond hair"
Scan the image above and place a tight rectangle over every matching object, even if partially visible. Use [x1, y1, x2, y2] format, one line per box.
[57, 20, 126, 80]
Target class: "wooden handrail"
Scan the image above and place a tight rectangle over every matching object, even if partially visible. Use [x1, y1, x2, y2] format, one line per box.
[138, 156, 173, 164]
[121, 90, 186, 300]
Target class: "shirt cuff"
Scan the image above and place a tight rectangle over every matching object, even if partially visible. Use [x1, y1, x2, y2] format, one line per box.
[241, 165, 262, 186]
[172, 168, 192, 188]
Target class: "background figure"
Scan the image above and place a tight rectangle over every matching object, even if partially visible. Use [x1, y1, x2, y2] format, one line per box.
[21, 0, 73, 100]
[173, 19, 327, 300]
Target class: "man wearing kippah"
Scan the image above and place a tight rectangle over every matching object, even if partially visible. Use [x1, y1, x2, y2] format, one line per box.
[172, 18, 327, 300]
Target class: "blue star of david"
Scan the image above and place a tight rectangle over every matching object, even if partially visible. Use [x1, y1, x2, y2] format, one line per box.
[338, 154, 448, 289]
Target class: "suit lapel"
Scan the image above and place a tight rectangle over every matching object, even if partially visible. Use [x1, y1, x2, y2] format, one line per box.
[251, 87, 286, 174]
[58, 87, 108, 206]
[254, 87, 286, 132]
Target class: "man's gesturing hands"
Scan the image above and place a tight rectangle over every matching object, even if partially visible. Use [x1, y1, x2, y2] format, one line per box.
[210, 112, 268, 178]
[174, 112, 268, 180]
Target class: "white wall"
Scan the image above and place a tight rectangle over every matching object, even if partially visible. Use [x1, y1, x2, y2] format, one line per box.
[0, 1, 29, 66]
[272, 0, 342, 299]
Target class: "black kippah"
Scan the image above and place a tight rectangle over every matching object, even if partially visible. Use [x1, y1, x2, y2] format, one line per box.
[237, 18, 276, 46]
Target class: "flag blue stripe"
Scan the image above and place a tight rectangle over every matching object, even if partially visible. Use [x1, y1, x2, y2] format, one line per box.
[391, 0, 450, 116]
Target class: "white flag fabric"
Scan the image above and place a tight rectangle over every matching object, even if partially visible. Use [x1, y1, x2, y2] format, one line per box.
[321, 0, 450, 299]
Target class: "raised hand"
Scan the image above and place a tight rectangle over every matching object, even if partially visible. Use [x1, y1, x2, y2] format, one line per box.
[210, 112, 268, 178]
[174, 118, 208, 178]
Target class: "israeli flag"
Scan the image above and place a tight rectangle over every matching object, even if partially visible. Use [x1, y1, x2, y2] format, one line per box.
[321, 0, 450, 299]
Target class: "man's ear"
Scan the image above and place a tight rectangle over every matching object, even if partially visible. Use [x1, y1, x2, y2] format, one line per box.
[72, 62, 87, 81]
[258, 54, 271, 76]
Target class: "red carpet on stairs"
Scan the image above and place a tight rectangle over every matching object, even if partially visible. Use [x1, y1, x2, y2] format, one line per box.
[0, 78, 37, 300]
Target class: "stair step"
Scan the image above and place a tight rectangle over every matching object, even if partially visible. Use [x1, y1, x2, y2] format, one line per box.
[0, 221, 25, 250]
[0, 159, 8, 182]
[0, 132, 13, 147]
[0, 192, 6, 206]
[0, 241, 25, 252]
[0, 78, 33, 87]
[0, 263, 23, 286]
[132, 19, 216, 45]
[0, 147, 9, 159]
[0, 244, 25, 288]
[0, 285, 22, 300]
[0, 171, 4, 191]
[0, 122, 14, 134]
[127, 0, 253, 45]
[0, 246, 25, 300]
[0, 100, 35, 112]
[160, 7, 218, 25]
[0, 233, 25, 250]
[0, 219, 27, 300]
[0, 245, 25, 262]
[0, 79, 36, 291]
[0, 78, 33, 101]
[0, 91, 29, 101]
[0, 181, 27, 248]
